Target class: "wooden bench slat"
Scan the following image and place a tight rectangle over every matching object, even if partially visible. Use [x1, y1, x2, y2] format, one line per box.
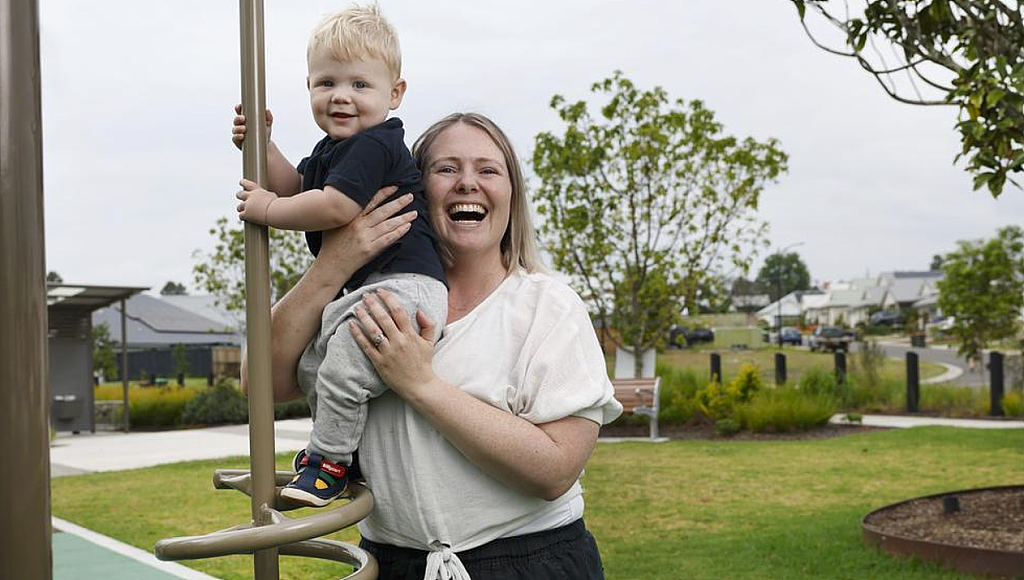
[610, 377, 662, 439]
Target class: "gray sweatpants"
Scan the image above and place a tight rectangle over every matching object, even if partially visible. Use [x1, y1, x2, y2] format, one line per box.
[296, 272, 447, 465]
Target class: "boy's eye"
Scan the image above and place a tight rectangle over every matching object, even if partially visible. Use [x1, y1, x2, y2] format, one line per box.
[353, 81, 369, 89]
[320, 80, 333, 88]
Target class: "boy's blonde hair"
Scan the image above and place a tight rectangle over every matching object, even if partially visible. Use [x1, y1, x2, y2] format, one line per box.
[307, 4, 401, 81]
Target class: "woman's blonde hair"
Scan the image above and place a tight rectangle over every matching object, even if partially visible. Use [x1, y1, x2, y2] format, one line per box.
[307, 4, 401, 81]
[412, 113, 545, 274]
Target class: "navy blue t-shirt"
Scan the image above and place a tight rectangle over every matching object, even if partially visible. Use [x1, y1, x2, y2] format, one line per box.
[296, 118, 445, 292]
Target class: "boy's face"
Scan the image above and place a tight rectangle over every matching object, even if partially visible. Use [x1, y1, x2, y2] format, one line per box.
[307, 47, 406, 140]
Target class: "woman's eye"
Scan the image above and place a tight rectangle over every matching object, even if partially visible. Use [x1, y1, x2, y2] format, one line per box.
[437, 166, 456, 174]
[481, 167, 499, 175]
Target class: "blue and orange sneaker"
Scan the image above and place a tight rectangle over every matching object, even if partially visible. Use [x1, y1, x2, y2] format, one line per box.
[291, 448, 362, 483]
[280, 452, 348, 507]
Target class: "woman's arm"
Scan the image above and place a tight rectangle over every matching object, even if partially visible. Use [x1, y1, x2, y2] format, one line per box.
[240, 188, 417, 401]
[352, 291, 601, 500]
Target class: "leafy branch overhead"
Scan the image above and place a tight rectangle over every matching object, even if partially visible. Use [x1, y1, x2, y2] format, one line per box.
[790, 0, 1024, 196]
[533, 72, 787, 375]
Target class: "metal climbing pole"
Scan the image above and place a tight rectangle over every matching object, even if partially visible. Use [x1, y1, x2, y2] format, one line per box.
[238, 0, 279, 576]
[155, 3, 376, 578]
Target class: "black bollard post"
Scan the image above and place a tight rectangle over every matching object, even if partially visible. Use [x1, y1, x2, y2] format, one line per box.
[834, 351, 847, 384]
[177, 373, 185, 386]
[710, 353, 722, 384]
[207, 372, 215, 386]
[990, 351, 1004, 417]
[906, 352, 919, 413]
[775, 352, 787, 385]
[149, 373, 156, 386]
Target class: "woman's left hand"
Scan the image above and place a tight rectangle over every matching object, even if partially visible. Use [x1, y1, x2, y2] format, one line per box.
[351, 289, 440, 398]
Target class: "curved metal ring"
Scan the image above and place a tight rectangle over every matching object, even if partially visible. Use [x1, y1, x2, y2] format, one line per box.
[371, 333, 385, 346]
[154, 484, 373, 561]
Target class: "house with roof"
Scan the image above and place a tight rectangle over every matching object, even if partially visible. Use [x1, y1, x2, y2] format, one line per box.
[92, 294, 242, 380]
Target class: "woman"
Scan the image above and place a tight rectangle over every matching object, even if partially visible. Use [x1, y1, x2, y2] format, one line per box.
[245, 113, 622, 580]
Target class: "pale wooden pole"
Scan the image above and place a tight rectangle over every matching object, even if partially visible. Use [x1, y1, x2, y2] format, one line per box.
[0, 0, 52, 577]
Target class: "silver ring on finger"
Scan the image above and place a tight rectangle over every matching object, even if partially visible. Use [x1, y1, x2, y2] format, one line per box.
[371, 333, 385, 347]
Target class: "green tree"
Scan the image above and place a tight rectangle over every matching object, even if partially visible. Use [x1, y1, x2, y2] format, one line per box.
[930, 253, 944, 271]
[789, 0, 1024, 197]
[92, 322, 118, 381]
[172, 343, 190, 378]
[160, 281, 188, 295]
[533, 72, 788, 376]
[191, 217, 312, 320]
[756, 252, 811, 302]
[937, 225, 1024, 361]
[46, 271, 63, 284]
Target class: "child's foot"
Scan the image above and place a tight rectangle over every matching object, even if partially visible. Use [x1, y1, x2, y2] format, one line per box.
[292, 448, 363, 483]
[280, 452, 348, 507]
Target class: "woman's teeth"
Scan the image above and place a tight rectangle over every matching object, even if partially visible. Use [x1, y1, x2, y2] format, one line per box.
[448, 203, 486, 222]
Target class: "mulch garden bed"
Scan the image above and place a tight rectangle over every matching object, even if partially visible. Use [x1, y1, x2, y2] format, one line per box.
[865, 487, 1024, 553]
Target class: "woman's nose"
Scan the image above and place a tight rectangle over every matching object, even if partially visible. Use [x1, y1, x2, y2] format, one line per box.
[456, 175, 478, 193]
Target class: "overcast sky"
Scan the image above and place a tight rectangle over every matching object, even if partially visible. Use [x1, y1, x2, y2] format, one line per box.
[38, 0, 1024, 294]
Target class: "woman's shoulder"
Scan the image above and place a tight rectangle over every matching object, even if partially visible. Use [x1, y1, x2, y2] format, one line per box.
[506, 271, 587, 312]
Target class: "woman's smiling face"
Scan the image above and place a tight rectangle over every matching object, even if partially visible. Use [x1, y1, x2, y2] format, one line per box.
[422, 123, 512, 267]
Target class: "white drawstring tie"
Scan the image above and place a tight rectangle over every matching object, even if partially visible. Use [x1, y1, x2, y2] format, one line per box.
[423, 545, 471, 580]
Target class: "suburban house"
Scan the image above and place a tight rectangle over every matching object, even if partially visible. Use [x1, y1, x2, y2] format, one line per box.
[92, 294, 242, 380]
[759, 270, 944, 328]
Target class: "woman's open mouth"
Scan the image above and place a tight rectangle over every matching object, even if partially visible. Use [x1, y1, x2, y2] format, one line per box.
[447, 203, 487, 222]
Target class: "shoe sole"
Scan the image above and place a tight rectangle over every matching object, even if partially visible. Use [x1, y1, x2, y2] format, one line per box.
[280, 486, 345, 508]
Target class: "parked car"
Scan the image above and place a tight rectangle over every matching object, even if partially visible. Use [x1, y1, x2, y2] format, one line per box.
[778, 327, 802, 346]
[808, 326, 853, 352]
[668, 325, 715, 348]
[869, 310, 906, 327]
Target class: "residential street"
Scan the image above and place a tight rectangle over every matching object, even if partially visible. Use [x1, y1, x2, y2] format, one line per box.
[865, 339, 987, 388]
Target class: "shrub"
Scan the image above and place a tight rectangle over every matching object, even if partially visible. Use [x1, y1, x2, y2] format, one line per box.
[274, 397, 311, 420]
[728, 364, 762, 403]
[130, 386, 197, 427]
[696, 380, 733, 421]
[736, 387, 837, 433]
[1002, 391, 1024, 418]
[714, 418, 741, 437]
[657, 362, 701, 425]
[696, 364, 764, 421]
[797, 366, 853, 406]
[180, 379, 249, 425]
[920, 384, 988, 417]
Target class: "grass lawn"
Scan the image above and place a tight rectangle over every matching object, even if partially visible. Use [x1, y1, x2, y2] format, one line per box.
[52, 427, 1024, 580]
[660, 346, 947, 384]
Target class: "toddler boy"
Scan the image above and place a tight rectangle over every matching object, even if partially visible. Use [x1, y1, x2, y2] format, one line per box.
[232, 4, 446, 507]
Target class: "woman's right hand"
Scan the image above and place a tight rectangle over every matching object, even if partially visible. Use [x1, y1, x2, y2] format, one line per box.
[316, 186, 417, 276]
[231, 104, 273, 150]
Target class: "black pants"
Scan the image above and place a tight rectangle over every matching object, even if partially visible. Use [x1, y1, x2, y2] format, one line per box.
[359, 519, 606, 580]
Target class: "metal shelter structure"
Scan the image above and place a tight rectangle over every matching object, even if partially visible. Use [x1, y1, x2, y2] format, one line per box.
[153, 1, 378, 578]
[47, 284, 147, 433]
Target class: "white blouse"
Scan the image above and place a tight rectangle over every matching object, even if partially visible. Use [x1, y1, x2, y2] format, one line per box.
[356, 271, 623, 579]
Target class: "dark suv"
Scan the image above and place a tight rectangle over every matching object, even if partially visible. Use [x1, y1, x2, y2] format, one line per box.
[778, 327, 802, 346]
[668, 325, 715, 348]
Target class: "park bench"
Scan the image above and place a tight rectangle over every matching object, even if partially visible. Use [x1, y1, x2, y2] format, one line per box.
[611, 377, 662, 440]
